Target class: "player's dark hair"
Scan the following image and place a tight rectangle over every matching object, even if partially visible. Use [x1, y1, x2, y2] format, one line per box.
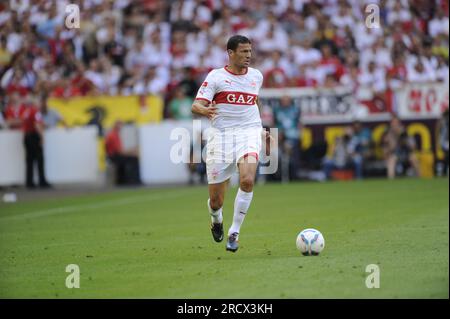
[227, 35, 251, 51]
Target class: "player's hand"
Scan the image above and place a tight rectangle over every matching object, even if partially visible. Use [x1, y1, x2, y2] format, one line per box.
[262, 129, 274, 155]
[206, 101, 217, 120]
[263, 130, 274, 143]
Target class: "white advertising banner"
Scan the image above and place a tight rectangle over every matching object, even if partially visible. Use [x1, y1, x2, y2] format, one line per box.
[0, 126, 99, 186]
[139, 120, 208, 185]
[44, 126, 99, 184]
[0, 130, 25, 185]
[395, 83, 449, 119]
[259, 86, 371, 124]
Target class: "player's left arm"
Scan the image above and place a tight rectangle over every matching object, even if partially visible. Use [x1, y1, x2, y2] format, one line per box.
[256, 96, 262, 114]
[255, 97, 273, 144]
[255, 71, 273, 145]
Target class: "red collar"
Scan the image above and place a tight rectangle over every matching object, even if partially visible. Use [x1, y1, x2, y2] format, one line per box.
[224, 65, 248, 75]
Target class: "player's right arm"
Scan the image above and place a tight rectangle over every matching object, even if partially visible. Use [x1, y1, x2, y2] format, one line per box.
[192, 70, 218, 120]
[192, 99, 217, 120]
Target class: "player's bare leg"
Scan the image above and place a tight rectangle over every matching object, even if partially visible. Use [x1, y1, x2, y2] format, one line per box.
[226, 155, 258, 252]
[208, 179, 229, 242]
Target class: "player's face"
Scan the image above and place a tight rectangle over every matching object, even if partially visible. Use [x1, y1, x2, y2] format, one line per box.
[229, 43, 252, 68]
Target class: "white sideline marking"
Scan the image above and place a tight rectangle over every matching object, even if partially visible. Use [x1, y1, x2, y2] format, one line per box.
[0, 191, 189, 222]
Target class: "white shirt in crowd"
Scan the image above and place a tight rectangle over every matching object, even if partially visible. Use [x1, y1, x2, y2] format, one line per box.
[407, 67, 436, 83]
[292, 46, 322, 67]
[428, 16, 450, 37]
[358, 68, 387, 93]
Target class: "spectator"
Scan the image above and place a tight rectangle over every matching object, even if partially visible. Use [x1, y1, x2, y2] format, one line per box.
[323, 73, 339, 88]
[262, 50, 293, 88]
[347, 121, 374, 179]
[387, 55, 408, 89]
[437, 108, 449, 176]
[4, 92, 52, 189]
[318, 43, 345, 83]
[381, 116, 421, 179]
[0, 35, 12, 71]
[322, 127, 363, 180]
[340, 64, 360, 92]
[273, 96, 301, 180]
[292, 37, 322, 68]
[177, 67, 199, 98]
[105, 120, 141, 185]
[435, 55, 449, 84]
[168, 86, 193, 120]
[0, 0, 446, 105]
[40, 95, 67, 129]
[359, 61, 387, 93]
[428, 7, 449, 38]
[2, 92, 23, 129]
[133, 66, 167, 96]
[407, 59, 437, 83]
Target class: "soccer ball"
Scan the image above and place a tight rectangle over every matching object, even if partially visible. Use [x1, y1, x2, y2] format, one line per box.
[296, 228, 325, 256]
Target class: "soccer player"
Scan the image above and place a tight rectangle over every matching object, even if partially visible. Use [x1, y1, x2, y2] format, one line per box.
[191, 35, 269, 252]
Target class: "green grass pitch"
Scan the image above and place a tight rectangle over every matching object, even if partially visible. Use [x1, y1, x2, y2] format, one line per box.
[0, 178, 448, 298]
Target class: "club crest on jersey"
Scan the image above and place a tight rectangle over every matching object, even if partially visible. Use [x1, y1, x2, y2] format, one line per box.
[202, 82, 208, 87]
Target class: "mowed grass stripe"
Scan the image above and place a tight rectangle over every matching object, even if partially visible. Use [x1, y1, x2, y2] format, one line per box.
[0, 188, 197, 222]
[0, 178, 447, 298]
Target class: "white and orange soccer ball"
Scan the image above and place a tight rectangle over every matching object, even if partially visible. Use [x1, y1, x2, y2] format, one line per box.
[296, 228, 325, 256]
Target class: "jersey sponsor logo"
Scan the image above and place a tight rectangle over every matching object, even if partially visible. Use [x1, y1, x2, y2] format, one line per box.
[213, 91, 257, 106]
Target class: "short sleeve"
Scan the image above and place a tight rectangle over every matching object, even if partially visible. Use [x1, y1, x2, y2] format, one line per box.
[195, 71, 217, 103]
[256, 69, 264, 91]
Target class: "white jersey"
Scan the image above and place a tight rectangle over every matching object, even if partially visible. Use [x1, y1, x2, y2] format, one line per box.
[195, 66, 264, 130]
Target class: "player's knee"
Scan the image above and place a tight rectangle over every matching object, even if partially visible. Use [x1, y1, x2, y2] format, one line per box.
[210, 195, 224, 210]
[240, 176, 254, 192]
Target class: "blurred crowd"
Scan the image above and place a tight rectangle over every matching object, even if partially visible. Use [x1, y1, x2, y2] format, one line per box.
[0, 0, 448, 186]
[266, 103, 449, 182]
[0, 0, 448, 120]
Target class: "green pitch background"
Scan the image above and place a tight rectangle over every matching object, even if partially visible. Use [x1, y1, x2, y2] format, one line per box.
[0, 178, 448, 298]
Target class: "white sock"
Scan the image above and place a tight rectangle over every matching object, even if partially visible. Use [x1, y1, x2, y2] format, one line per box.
[207, 198, 223, 224]
[229, 188, 253, 236]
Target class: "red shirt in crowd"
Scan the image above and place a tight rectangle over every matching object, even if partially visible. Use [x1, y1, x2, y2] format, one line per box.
[319, 57, 345, 80]
[264, 68, 289, 88]
[4, 104, 42, 133]
[387, 64, 408, 81]
[105, 129, 122, 157]
[3, 104, 26, 129]
[21, 106, 43, 133]
[6, 84, 29, 96]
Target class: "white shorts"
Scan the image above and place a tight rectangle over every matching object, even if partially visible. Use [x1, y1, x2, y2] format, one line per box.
[206, 126, 262, 184]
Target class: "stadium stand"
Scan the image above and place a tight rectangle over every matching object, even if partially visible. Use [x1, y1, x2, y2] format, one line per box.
[0, 0, 448, 184]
